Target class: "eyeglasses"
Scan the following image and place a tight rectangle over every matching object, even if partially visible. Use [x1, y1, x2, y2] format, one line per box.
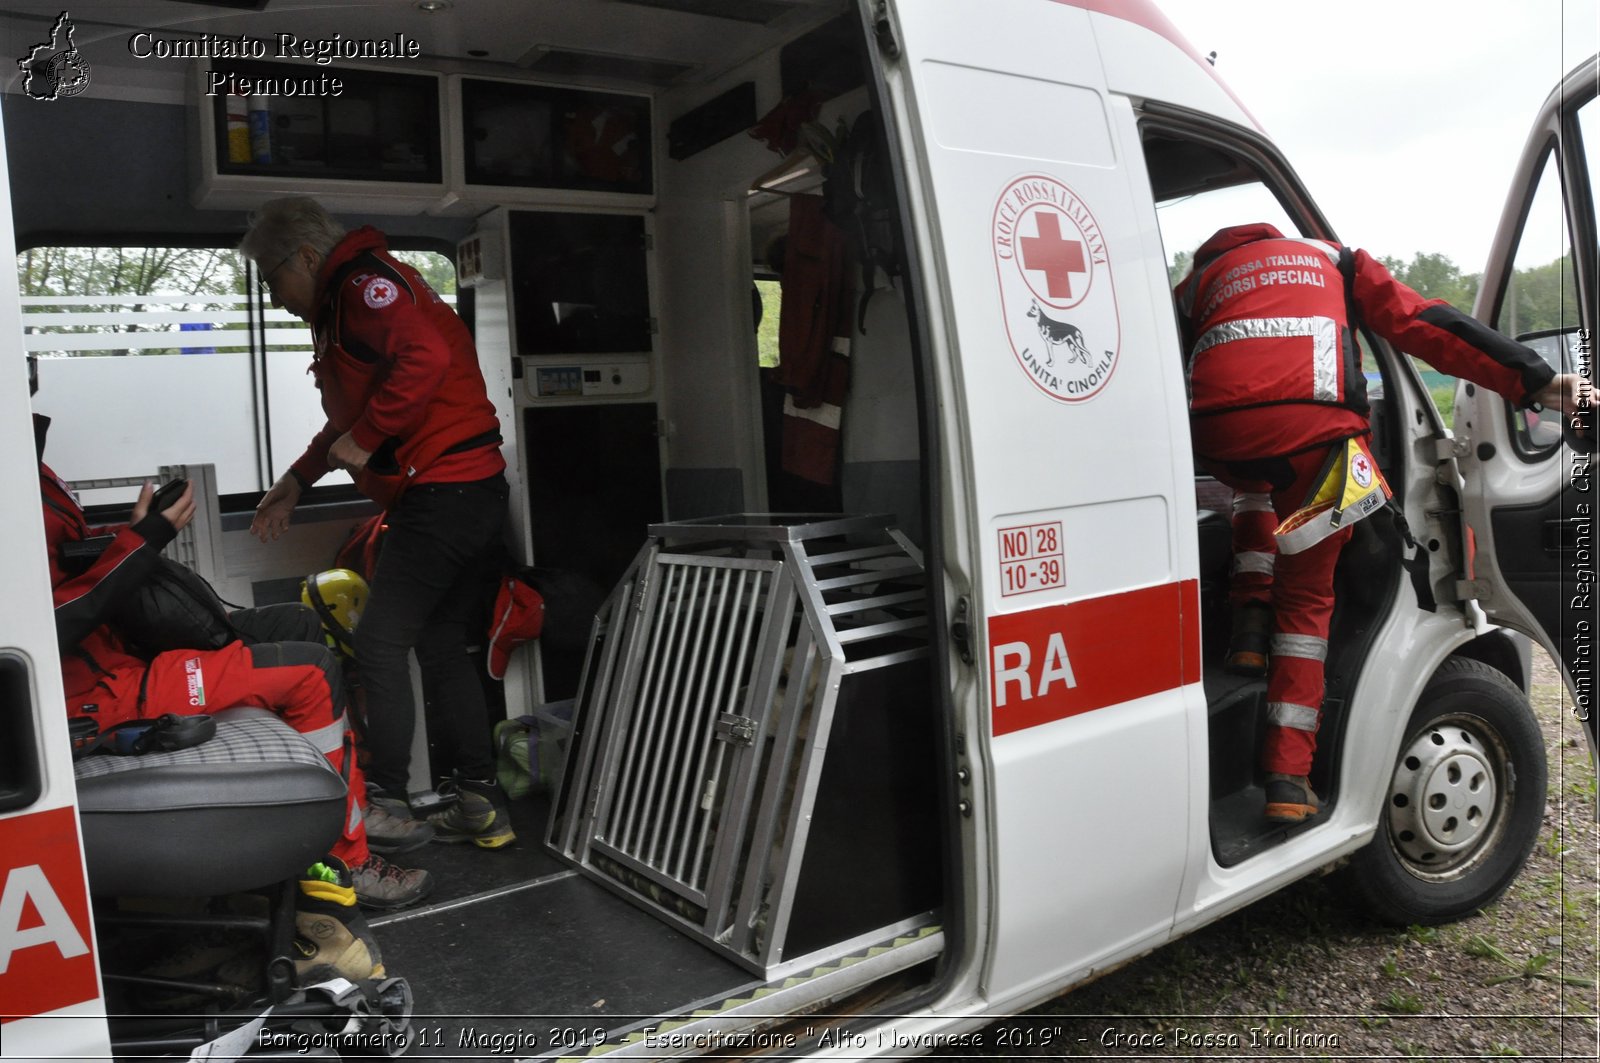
[257, 250, 298, 296]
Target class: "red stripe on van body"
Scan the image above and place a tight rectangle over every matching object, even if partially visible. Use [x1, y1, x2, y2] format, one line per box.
[988, 579, 1201, 736]
[0, 806, 99, 1022]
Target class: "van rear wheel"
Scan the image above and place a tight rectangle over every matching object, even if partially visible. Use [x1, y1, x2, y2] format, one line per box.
[1346, 657, 1546, 926]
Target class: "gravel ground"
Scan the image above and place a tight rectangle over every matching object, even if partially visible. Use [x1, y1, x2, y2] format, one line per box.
[966, 649, 1599, 1060]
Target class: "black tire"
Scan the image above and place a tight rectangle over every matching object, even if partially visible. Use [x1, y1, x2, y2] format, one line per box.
[1345, 657, 1547, 925]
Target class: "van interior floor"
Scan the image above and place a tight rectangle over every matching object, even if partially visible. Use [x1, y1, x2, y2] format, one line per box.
[370, 790, 759, 1056]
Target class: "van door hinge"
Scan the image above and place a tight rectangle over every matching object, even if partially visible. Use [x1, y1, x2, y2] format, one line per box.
[873, 2, 901, 59]
[950, 596, 974, 666]
[1434, 436, 1471, 461]
[1454, 579, 1491, 601]
[715, 714, 757, 745]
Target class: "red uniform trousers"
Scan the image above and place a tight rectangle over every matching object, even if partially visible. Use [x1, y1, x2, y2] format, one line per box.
[1196, 411, 1364, 778]
[138, 639, 371, 866]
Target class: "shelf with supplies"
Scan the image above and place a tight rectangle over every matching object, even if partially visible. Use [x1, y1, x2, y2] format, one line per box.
[188, 59, 449, 213]
[190, 62, 657, 214]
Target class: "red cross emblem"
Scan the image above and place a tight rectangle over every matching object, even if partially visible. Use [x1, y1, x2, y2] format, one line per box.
[1352, 452, 1373, 487]
[1020, 212, 1087, 301]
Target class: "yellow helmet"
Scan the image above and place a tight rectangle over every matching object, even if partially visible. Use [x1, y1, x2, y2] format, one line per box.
[301, 568, 369, 657]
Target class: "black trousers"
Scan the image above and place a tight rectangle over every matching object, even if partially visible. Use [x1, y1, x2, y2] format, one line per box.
[356, 473, 509, 795]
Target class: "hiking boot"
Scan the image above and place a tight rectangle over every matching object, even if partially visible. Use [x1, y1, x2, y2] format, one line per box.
[1263, 773, 1322, 825]
[364, 793, 435, 855]
[1226, 602, 1272, 677]
[296, 858, 384, 984]
[349, 852, 433, 911]
[428, 776, 516, 850]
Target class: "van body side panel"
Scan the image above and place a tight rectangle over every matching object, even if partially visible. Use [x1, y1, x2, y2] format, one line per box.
[887, 0, 1198, 997]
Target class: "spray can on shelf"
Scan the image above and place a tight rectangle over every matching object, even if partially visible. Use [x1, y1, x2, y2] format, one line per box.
[225, 94, 250, 164]
[248, 96, 272, 164]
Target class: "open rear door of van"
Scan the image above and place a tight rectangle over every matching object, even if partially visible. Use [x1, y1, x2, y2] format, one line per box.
[0, 102, 110, 1055]
[1456, 55, 1598, 772]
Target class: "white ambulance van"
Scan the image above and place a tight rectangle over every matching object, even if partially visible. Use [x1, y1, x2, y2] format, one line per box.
[0, 1, 1592, 1059]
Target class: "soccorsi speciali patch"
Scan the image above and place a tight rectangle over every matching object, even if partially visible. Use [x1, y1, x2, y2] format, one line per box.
[992, 175, 1120, 402]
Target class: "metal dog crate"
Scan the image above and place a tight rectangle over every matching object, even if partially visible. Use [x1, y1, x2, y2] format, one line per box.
[547, 514, 938, 976]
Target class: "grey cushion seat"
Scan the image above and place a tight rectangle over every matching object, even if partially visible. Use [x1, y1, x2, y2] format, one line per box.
[74, 707, 346, 896]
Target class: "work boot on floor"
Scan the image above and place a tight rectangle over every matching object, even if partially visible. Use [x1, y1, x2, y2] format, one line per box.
[1263, 773, 1322, 825]
[1226, 601, 1272, 677]
[364, 792, 435, 855]
[295, 858, 384, 984]
[428, 776, 516, 850]
[349, 852, 433, 911]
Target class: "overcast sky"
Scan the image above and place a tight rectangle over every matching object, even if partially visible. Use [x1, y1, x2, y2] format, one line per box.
[1155, 0, 1600, 272]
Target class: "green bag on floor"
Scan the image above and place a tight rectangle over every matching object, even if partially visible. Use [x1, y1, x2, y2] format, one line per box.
[494, 702, 573, 800]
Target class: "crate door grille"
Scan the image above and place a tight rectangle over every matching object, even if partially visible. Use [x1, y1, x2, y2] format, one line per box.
[591, 556, 783, 906]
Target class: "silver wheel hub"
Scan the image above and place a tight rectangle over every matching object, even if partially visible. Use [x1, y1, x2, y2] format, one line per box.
[1386, 720, 1501, 875]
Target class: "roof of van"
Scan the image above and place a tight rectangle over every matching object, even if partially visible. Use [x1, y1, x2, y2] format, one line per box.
[1057, 0, 1263, 133]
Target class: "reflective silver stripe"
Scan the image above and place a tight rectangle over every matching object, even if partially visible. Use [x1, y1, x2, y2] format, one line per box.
[1232, 551, 1276, 576]
[302, 718, 346, 756]
[1309, 315, 1338, 402]
[1272, 633, 1328, 662]
[782, 395, 842, 429]
[1267, 700, 1320, 731]
[348, 800, 364, 834]
[1233, 492, 1273, 515]
[1191, 315, 1340, 403]
[1285, 238, 1343, 267]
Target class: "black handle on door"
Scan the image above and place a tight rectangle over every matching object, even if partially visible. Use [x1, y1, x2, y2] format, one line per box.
[0, 653, 43, 812]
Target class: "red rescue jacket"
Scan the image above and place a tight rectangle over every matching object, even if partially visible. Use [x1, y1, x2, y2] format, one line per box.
[38, 416, 175, 723]
[1176, 224, 1553, 449]
[291, 228, 505, 506]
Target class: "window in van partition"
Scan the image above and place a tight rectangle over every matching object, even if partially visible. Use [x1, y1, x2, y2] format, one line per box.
[19, 244, 456, 504]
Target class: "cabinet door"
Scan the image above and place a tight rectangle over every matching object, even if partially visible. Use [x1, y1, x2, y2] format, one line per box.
[462, 79, 652, 195]
[523, 402, 663, 699]
[509, 211, 652, 355]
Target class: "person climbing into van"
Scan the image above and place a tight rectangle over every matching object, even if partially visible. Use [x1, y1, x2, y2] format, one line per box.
[34, 391, 426, 987]
[242, 196, 517, 852]
[1175, 222, 1588, 825]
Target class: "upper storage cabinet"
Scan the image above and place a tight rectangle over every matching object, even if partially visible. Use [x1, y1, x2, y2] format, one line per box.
[458, 77, 653, 200]
[210, 60, 442, 181]
[190, 60, 447, 211]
